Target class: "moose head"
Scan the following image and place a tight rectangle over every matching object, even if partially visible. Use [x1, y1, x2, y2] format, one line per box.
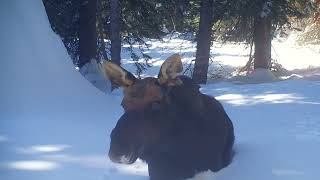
[104, 54, 186, 164]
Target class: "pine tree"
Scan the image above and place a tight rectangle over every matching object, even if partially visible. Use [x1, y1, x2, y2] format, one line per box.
[192, 0, 214, 84]
[43, 0, 82, 65]
[253, 1, 272, 69]
[43, 0, 166, 72]
[220, 0, 302, 70]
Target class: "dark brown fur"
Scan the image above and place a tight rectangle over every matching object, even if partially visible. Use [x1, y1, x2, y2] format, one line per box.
[108, 75, 234, 180]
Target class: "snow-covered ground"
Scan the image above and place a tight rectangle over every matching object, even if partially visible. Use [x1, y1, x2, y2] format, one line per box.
[119, 29, 320, 80]
[1, 1, 320, 180]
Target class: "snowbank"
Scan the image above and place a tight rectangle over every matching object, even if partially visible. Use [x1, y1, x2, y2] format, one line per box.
[0, 0, 111, 115]
[79, 59, 112, 93]
[228, 68, 278, 84]
[0, 1, 128, 180]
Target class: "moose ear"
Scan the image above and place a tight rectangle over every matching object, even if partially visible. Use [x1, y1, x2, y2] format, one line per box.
[100, 61, 136, 87]
[158, 54, 183, 86]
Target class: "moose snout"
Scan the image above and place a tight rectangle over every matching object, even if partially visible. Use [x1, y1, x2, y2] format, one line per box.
[108, 150, 137, 164]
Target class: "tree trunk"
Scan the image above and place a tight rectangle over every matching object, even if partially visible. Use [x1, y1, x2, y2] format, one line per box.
[173, 0, 184, 32]
[79, 0, 97, 68]
[253, 17, 272, 69]
[192, 0, 214, 84]
[314, 0, 320, 23]
[110, 0, 121, 65]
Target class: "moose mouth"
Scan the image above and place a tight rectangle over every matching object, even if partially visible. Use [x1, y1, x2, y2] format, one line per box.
[109, 151, 138, 164]
[120, 154, 138, 164]
[109, 145, 145, 164]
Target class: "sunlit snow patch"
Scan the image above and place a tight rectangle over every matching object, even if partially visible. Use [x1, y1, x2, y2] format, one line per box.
[272, 169, 304, 176]
[17, 144, 70, 154]
[216, 93, 304, 106]
[6, 160, 59, 171]
[186, 170, 215, 180]
[43, 154, 107, 169]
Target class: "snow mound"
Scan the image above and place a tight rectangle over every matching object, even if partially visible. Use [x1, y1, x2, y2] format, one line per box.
[291, 67, 320, 81]
[0, 1, 123, 180]
[0, 0, 110, 116]
[79, 59, 112, 93]
[228, 68, 278, 84]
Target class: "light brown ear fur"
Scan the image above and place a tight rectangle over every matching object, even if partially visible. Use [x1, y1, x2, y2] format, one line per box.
[101, 62, 135, 87]
[158, 54, 183, 85]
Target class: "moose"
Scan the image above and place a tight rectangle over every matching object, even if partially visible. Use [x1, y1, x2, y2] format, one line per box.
[104, 54, 235, 180]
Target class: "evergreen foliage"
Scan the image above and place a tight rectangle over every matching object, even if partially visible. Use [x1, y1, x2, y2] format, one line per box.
[216, 0, 303, 42]
[43, 0, 317, 80]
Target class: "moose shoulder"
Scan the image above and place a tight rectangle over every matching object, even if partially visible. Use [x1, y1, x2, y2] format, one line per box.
[103, 54, 235, 180]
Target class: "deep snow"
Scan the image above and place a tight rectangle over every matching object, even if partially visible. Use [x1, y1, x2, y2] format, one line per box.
[1, 1, 320, 180]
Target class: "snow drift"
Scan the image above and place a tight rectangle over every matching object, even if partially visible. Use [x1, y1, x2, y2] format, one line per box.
[0, 1, 132, 180]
